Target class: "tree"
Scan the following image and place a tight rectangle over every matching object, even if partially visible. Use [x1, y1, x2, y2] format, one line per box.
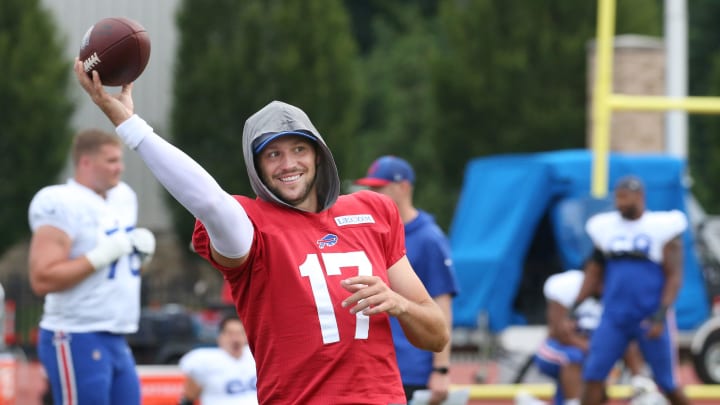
[171, 0, 362, 240]
[0, 0, 73, 255]
[428, 0, 660, 228]
[343, 0, 439, 55]
[350, 3, 453, 226]
[344, 1, 662, 230]
[687, 0, 720, 213]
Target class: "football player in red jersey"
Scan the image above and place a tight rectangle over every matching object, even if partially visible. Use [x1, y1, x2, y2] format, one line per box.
[75, 60, 448, 405]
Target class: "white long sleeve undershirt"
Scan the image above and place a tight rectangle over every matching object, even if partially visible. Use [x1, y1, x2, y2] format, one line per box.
[116, 114, 253, 258]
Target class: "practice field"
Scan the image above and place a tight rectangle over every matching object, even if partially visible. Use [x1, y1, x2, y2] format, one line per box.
[447, 359, 720, 405]
[9, 362, 188, 405]
[456, 384, 720, 404]
[7, 359, 720, 404]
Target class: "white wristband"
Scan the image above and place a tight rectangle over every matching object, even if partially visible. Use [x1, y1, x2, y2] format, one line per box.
[116, 114, 153, 149]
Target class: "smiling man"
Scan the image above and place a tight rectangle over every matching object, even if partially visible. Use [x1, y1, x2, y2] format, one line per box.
[74, 59, 449, 405]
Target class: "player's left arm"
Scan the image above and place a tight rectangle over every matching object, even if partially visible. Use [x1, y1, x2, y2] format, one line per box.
[341, 256, 449, 352]
[178, 375, 202, 405]
[649, 236, 683, 337]
[660, 236, 683, 311]
[427, 293, 452, 404]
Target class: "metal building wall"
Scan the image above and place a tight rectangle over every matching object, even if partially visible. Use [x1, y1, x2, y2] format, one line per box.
[41, 0, 181, 230]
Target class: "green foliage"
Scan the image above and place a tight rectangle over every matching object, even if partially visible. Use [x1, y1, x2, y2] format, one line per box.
[171, 0, 361, 239]
[344, 0, 439, 54]
[423, 0, 660, 229]
[169, 0, 670, 235]
[688, 0, 720, 214]
[351, 4, 454, 226]
[0, 0, 73, 254]
[690, 53, 720, 213]
[616, 0, 662, 37]
[349, 0, 661, 230]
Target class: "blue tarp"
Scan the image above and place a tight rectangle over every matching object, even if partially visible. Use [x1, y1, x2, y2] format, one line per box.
[449, 149, 709, 332]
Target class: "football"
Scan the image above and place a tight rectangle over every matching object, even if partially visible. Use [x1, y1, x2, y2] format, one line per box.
[79, 17, 151, 87]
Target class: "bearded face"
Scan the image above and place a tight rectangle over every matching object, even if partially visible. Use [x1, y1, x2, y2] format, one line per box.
[615, 189, 644, 220]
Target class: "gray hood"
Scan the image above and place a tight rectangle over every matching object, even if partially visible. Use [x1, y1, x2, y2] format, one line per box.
[242, 100, 340, 212]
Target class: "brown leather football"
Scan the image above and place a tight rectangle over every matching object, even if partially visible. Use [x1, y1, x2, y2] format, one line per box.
[79, 17, 151, 87]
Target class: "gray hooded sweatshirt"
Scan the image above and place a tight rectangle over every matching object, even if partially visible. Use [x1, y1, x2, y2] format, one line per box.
[242, 101, 340, 212]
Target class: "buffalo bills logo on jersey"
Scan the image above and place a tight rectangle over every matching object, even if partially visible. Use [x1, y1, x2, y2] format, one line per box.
[317, 234, 338, 249]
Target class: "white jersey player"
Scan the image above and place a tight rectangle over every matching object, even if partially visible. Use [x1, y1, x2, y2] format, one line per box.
[28, 129, 155, 405]
[179, 315, 258, 405]
[529, 269, 649, 405]
[531, 270, 600, 405]
[578, 175, 689, 405]
[544, 270, 602, 333]
[29, 179, 141, 332]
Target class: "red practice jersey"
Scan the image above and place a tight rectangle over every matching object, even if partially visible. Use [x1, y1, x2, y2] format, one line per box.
[193, 190, 407, 404]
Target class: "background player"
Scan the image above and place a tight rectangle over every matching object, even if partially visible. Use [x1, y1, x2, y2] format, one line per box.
[524, 269, 651, 405]
[28, 129, 155, 405]
[355, 155, 459, 404]
[74, 60, 448, 404]
[575, 175, 689, 405]
[179, 314, 257, 405]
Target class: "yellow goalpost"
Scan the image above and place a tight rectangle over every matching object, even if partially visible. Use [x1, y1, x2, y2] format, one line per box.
[591, 0, 720, 197]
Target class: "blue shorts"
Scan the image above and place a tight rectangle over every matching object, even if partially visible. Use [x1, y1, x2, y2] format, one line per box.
[534, 338, 586, 405]
[38, 328, 140, 405]
[583, 316, 680, 392]
[534, 338, 586, 379]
